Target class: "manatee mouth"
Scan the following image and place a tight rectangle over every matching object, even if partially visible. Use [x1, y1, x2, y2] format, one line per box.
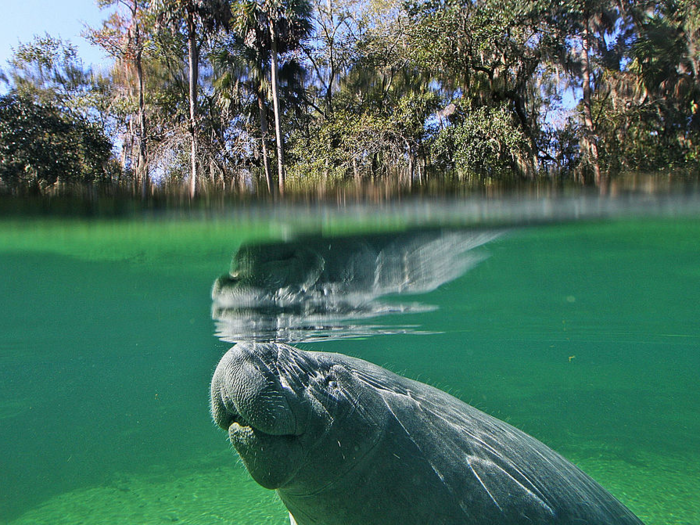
[216, 408, 252, 432]
[216, 404, 269, 448]
[212, 274, 277, 310]
[210, 342, 308, 445]
[212, 390, 297, 442]
[213, 392, 257, 435]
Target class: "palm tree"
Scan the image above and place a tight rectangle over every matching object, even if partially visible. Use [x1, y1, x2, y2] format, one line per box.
[233, 0, 312, 194]
[152, 0, 230, 197]
[212, 36, 275, 193]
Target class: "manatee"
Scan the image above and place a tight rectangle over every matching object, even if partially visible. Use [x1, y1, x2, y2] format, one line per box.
[212, 230, 500, 311]
[210, 342, 644, 525]
[211, 230, 500, 343]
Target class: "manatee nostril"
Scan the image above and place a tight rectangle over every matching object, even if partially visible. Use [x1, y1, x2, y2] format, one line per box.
[324, 373, 338, 389]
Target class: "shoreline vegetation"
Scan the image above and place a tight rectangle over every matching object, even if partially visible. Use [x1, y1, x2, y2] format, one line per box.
[1, 172, 698, 218]
[0, 0, 699, 199]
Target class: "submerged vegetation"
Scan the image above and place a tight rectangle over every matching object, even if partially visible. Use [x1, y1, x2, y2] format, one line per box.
[0, 0, 698, 197]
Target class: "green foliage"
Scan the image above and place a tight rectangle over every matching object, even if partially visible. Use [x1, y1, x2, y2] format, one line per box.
[152, 0, 232, 34]
[4, 34, 108, 118]
[432, 105, 531, 177]
[288, 85, 439, 181]
[0, 94, 114, 191]
[405, 0, 552, 174]
[3, 0, 700, 194]
[571, 0, 700, 174]
[233, 0, 313, 55]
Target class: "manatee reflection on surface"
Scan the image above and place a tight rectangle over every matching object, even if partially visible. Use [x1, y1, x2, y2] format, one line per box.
[212, 229, 501, 343]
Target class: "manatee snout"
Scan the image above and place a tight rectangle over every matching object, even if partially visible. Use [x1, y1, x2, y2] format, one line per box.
[210, 342, 305, 437]
[211, 272, 276, 310]
[210, 343, 312, 489]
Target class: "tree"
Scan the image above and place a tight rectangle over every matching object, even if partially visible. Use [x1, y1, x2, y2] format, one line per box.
[431, 104, 531, 178]
[0, 34, 118, 191]
[562, 0, 700, 173]
[625, 0, 700, 167]
[86, 0, 152, 196]
[301, 0, 364, 116]
[233, 0, 312, 194]
[151, 0, 231, 197]
[0, 94, 114, 191]
[213, 33, 276, 192]
[4, 0, 699, 195]
[553, 0, 619, 183]
[4, 34, 106, 118]
[287, 4, 439, 184]
[406, 0, 555, 177]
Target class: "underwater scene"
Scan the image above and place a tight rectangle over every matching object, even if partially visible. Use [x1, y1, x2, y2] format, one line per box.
[1, 191, 699, 524]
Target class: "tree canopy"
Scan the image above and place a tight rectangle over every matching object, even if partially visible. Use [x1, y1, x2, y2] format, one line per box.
[1, 0, 698, 196]
[0, 93, 114, 192]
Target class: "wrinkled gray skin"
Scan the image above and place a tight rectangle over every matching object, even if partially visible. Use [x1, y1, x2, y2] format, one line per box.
[211, 230, 500, 343]
[211, 342, 644, 525]
[212, 230, 499, 313]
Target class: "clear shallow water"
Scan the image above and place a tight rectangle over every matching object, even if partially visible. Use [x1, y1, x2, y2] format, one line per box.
[1, 195, 699, 524]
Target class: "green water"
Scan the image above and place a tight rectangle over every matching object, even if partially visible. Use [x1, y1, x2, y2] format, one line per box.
[1, 207, 699, 524]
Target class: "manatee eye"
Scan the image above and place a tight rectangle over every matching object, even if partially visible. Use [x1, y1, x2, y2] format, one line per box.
[324, 374, 337, 389]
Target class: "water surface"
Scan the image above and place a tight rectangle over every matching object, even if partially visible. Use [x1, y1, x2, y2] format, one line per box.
[1, 192, 699, 524]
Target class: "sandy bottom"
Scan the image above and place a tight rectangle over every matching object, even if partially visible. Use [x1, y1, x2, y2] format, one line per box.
[6, 451, 699, 525]
[6, 457, 289, 525]
[572, 453, 700, 525]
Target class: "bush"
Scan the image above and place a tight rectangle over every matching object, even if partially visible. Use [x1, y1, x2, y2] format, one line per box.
[0, 94, 114, 191]
[431, 105, 531, 178]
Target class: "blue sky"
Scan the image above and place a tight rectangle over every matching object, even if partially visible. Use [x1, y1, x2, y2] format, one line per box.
[0, 0, 114, 72]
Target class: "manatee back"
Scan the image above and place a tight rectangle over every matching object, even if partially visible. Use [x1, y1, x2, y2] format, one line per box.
[377, 372, 644, 524]
[276, 350, 643, 525]
[304, 352, 643, 524]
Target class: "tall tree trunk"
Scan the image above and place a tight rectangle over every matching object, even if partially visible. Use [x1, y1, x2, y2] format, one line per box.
[269, 23, 285, 195]
[135, 37, 148, 199]
[581, 19, 601, 185]
[122, 129, 131, 175]
[128, 0, 148, 200]
[257, 90, 274, 195]
[187, 14, 199, 198]
[324, 0, 335, 115]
